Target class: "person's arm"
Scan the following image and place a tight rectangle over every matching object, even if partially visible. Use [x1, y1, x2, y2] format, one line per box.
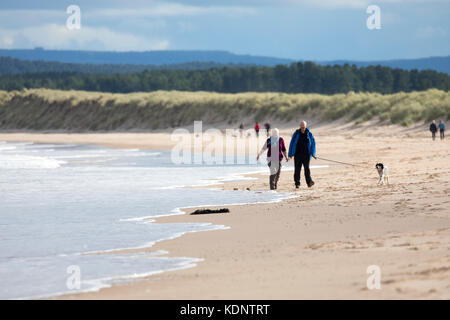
[281, 138, 288, 162]
[256, 141, 268, 161]
[288, 132, 297, 158]
[283, 150, 288, 162]
[310, 133, 317, 159]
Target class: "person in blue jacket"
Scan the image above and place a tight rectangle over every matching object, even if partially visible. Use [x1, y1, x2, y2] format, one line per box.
[288, 120, 317, 188]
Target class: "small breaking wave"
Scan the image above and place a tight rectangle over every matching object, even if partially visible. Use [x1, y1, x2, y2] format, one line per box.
[0, 154, 66, 169]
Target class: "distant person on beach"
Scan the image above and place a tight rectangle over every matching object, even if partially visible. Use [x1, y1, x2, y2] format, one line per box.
[264, 121, 271, 136]
[288, 121, 316, 189]
[239, 123, 244, 132]
[254, 122, 260, 137]
[439, 120, 445, 140]
[256, 128, 288, 190]
[430, 120, 438, 141]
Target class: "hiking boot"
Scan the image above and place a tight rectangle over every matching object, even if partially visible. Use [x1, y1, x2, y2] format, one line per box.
[295, 183, 300, 189]
[307, 181, 315, 188]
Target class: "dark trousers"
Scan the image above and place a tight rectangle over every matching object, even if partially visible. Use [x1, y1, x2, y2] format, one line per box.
[294, 154, 311, 186]
[268, 161, 281, 190]
[432, 131, 436, 140]
[440, 130, 445, 140]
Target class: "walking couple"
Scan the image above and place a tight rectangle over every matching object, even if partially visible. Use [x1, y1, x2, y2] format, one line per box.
[257, 121, 317, 190]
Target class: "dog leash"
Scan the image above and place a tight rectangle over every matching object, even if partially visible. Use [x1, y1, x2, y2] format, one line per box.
[315, 156, 366, 168]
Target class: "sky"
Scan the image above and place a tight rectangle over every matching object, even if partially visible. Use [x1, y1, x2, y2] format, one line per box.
[0, 0, 449, 61]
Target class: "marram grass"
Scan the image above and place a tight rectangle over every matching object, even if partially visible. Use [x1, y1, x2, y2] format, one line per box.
[0, 88, 448, 131]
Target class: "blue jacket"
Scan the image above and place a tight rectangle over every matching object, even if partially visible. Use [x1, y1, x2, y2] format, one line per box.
[288, 128, 316, 158]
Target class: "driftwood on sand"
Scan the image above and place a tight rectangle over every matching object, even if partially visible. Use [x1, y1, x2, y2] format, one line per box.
[191, 208, 230, 215]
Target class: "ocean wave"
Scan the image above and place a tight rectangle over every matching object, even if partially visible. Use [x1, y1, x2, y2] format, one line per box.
[0, 154, 66, 169]
[0, 146, 17, 151]
[25, 143, 76, 149]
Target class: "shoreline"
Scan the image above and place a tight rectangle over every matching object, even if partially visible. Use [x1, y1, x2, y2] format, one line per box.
[57, 183, 449, 299]
[2, 129, 449, 299]
[0, 121, 432, 152]
[55, 131, 449, 299]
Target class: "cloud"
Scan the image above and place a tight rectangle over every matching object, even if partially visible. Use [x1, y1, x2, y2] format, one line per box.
[294, 0, 371, 9]
[416, 26, 447, 38]
[86, 3, 257, 19]
[177, 21, 196, 33]
[0, 9, 64, 28]
[257, 0, 450, 9]
[0, 24, 170, 51]
[0, 3, 257, 29]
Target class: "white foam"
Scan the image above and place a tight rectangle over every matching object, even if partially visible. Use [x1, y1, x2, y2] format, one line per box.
[0, 154, 66, 169]
[81, 223, 228, 256]
[122, 151, 162, 157]
[52, 154, 106, 159]
[119, 208, 185, 222]
[26, 143, 74, 149]
[0, 145, 17, 151]
[17, 256, 203, 300]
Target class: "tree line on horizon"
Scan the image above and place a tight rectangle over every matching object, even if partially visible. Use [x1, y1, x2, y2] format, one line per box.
[0, 56, 247, 75]
[0, 61, 449, 94]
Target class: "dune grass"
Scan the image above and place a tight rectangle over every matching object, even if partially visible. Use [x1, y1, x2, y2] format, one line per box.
[0, 88, 448, 131]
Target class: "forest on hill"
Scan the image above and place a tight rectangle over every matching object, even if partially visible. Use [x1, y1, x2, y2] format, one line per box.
[0, 56, 246, 75]
[0, 61, 449, 94]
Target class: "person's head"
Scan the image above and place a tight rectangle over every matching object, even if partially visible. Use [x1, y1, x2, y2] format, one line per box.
[433, 120, 436, 124]
[271, 128, 279, 138]
[300, 121, 307, 133]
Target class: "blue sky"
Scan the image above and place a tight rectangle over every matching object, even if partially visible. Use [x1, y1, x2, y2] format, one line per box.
[0, 0, 448, 61]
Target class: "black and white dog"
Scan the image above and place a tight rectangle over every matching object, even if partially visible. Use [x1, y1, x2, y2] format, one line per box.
[375, 163, 389, 185]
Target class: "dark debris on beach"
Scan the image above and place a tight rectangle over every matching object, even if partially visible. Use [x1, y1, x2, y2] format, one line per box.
[190, 208, 230, 215]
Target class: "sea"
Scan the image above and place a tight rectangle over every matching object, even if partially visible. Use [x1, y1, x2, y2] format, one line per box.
[0, 140, 294, 299]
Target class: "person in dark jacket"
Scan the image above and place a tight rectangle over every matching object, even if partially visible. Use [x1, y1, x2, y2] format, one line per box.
[439, 120, 445, 140]
[288, 121, 316, 188]
[264, 121, 271, 137]
[430, 120, 438, 141]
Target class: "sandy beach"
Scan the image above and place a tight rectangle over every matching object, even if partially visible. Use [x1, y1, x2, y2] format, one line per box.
[1, 123, 449, 299]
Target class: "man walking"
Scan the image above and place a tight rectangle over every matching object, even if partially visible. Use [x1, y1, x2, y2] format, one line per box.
[439, 120, 445, 140]
[430, 120, 438, 141]
[288, 121, 316, 188]
[264, 120, 271, 137]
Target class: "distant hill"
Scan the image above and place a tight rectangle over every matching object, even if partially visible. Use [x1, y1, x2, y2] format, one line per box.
[0, 49, 293, 66]
[0, 49, 449, 75]
[0, 56, 250, 75]
[317, 56, 450, 75]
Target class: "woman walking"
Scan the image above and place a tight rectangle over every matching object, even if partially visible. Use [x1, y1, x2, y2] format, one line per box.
[256, 128, 288, 190]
